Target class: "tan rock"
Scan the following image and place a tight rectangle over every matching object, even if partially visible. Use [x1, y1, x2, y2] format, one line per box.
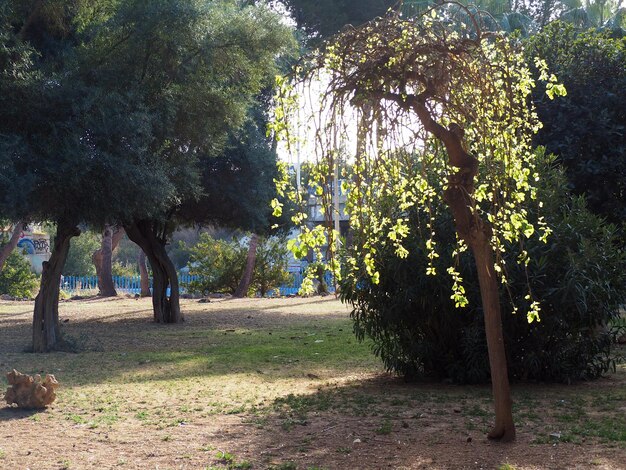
[4, 369, 58, 409]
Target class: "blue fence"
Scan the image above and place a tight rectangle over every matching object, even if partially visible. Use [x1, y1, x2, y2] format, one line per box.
[61, 274, 200, 295]
[277, 271, 335, 296]
[61, 272, 335, 296]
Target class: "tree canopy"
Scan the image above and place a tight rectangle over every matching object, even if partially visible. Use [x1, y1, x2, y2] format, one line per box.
[0, 0, 295, 350]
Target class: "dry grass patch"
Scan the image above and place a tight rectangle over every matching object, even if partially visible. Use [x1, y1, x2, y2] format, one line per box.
[0, 296, 624, 469]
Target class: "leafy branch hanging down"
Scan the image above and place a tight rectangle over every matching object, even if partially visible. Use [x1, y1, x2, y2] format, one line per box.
[273, 2, 565, 443]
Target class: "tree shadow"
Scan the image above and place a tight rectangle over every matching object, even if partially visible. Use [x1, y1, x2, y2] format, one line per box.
[0, 406, 42, 422]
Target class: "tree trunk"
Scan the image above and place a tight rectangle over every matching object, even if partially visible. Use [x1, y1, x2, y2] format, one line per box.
[0, 221, 25, 272]
[138, 249, 151, 297]
[472, 236, 515, 442]
[125, 220, 182, 323]
[32, 222, 80, 352]
[406, 97, 516, 441]
[234, 233, 258, 297]
[92, 226, 125, 297]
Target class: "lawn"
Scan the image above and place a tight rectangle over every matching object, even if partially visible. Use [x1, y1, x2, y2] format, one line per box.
[0, 296, 624, 469]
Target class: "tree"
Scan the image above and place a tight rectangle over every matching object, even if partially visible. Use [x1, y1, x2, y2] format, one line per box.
[78, 0, 295, 323]
[92, 225, 125, 297]
[277, 5, 565, 441]
[0, 0, 170, 351]
[138, 250, 151, 297]
[234, 233, 259, 297]
[283, 0, 396, 42]
[0, 0, 295, 349]
[527, 22, 626, 226]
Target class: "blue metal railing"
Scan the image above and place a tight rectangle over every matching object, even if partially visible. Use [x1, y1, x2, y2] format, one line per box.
[61, 272, 335, 297]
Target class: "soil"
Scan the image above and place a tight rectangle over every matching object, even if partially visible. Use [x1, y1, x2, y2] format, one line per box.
[0, 296, 624, 470]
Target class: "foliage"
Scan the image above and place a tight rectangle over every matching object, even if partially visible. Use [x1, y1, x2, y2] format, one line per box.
[341, 151, 626, 383]
[185, 234, 292, 296]
[282, 0, 396, 43]
[0, 0, 295, 257]
[111, 261, 137, 278]
[186, 234, 247, 295]
[253, 236, 292, 297]
[275, 7, 563, 320]
[0, 249, 38, 298]
[527, 22, 626, 226]
[63, 230, 100, 276]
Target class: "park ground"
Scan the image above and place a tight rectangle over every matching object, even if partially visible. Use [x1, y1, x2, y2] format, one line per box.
[0, 296, 625, 470]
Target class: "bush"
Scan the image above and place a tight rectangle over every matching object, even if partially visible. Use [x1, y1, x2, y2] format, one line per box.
[186, 233, 247, 295]
[341, 151, 626, 383]
[253, 236, 292, 296]
[527, 23, 626, 226]
[0, 250, 38, 298]
[185, 234, 292, 296]
[111, 260, 138, 277]
[63, 230, 100, 276]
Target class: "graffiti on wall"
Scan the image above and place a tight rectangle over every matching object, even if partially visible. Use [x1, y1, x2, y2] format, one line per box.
[18, 236, 50, 255]
[15, 229, 51, 273]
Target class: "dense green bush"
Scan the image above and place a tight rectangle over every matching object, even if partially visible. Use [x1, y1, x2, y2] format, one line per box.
[0, 250, 38, 298]
[254, 237, 292, 296]
[341, 152, 626, 383]
[186, 233, 247, 295]
[527, 22, 626, 225]
[186, 234, 292, 296]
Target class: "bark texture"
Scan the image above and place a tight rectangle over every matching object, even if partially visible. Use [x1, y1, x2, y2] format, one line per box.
[32, 222, 80, 352]
[92, 226, 125, 297]
[406, 96, 516, 441]
[124, 220, 182, 323]
[0, 221, 25, 271]
[234, 233, 258, 298]
[138, 250, 151, 297]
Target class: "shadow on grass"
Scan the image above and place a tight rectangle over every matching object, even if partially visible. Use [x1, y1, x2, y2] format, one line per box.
[0, 406, 42, 422]
[0, 299, 370, 388]
[190, 372, 626, 470]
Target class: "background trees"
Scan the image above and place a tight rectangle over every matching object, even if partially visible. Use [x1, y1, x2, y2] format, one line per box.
[0, 0, 295, 350]
[527, 22, 626, 226]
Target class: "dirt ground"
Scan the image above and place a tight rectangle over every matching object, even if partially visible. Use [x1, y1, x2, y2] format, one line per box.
[0, 296, 624, 470]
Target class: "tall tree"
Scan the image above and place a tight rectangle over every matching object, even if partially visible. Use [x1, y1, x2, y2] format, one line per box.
[283, 0, 396, 43]
[79, 0, 295, 323]
[278, 5, 565, 441]
[1, 0, 170, 351]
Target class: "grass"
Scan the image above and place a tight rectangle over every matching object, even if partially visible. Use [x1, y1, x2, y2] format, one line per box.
[1, 296, 625, 469]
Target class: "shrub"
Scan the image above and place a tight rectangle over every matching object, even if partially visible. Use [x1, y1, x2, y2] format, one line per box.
[111, 260, 138, 277]
[253, 236, 292, 296]
[341, 151, 626, 383]
[0, 250, 38, 298]
[62, 230, 100, 276]
[186, 234, 292, 297]
[527, 23, 626, 226]
[186, 233, 247, 295]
